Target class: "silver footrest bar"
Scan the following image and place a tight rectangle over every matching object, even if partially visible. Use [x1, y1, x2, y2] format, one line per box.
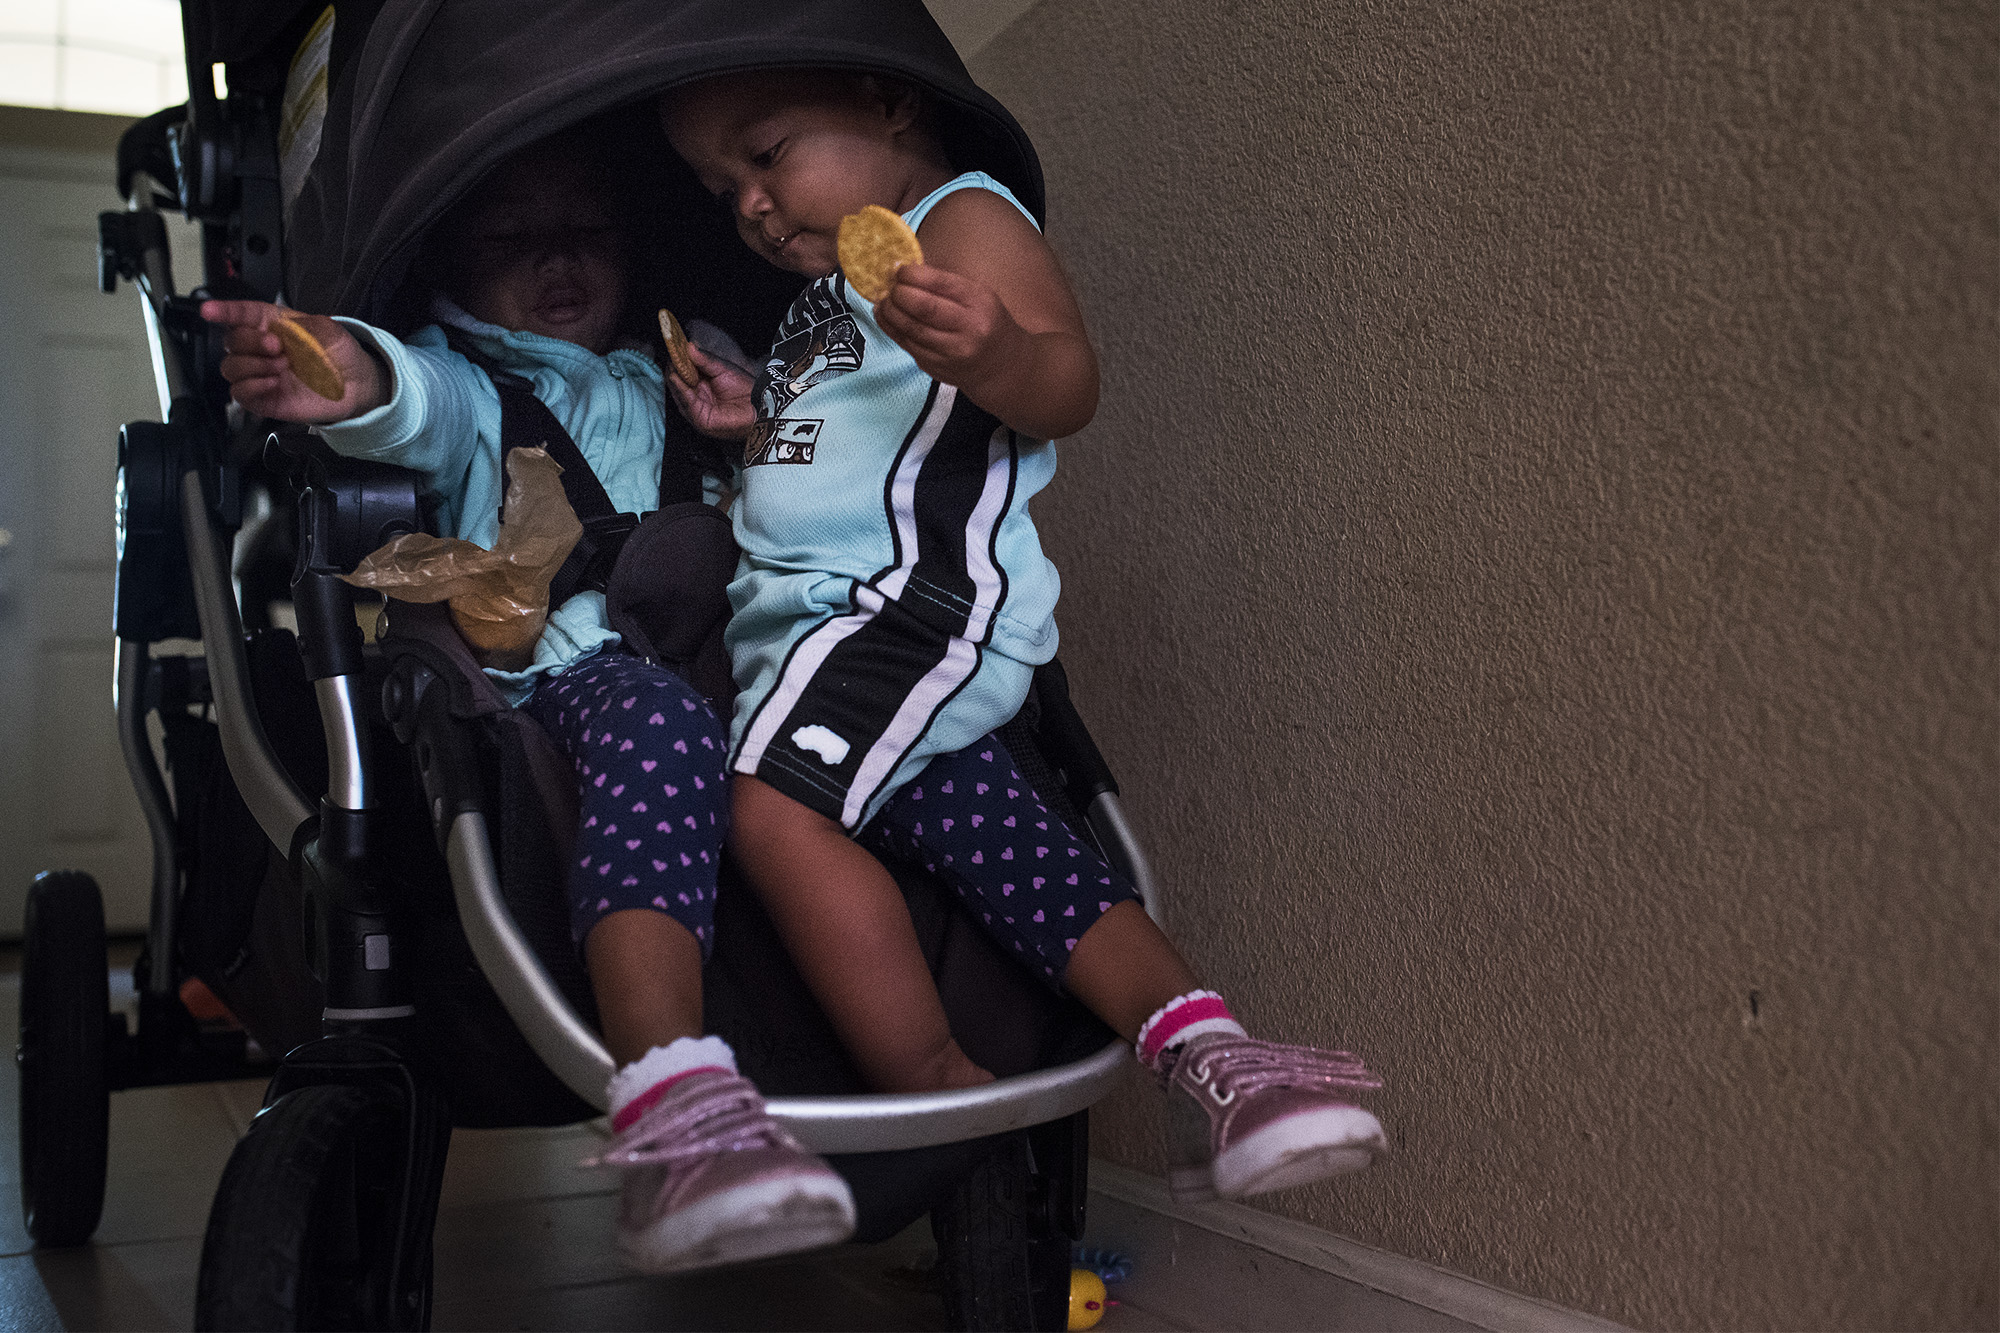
[769, 1041, 1128, 1154]
[444, 809, 1132, 1153]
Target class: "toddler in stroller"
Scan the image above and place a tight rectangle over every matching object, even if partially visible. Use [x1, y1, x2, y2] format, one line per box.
[659, 66, 1391, 1204]
[205, 126, 860, 1274]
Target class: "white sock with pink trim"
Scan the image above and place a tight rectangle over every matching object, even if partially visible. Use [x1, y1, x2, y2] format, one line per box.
[1135, 990, 1248, 1071]
[606, 1035, 737, 1132]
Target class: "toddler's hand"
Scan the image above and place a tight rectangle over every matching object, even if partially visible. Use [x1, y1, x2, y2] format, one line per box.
[200, 300, 388, 423]
[669, 342, 757, 441]
[872, 264, 1027, 400]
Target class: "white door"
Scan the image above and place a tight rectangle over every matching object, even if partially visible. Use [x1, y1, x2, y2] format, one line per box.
[0, 135, 201, 935]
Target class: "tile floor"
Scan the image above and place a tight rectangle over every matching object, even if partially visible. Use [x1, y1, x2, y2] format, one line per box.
[0, 945, 1173, 1331]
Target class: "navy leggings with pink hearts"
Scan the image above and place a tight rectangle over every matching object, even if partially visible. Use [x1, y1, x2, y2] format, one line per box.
[523, 652, 730, 955]
[526, 654, 1141, 989]
[861, 734, 1144, 989]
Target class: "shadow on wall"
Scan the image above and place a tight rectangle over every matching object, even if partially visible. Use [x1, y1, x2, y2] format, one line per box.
[969, 3, 1997, 1331]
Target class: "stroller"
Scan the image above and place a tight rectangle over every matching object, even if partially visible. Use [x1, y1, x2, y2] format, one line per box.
[17, 1, 1164, 1329]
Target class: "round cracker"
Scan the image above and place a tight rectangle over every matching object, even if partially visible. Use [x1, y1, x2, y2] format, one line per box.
[837, 205, 923, 303]
[271, 314, 346, 401]
[657, 308, 698, 388]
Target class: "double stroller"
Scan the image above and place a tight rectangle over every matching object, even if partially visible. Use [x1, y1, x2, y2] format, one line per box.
[17, 1, 1164, 1328]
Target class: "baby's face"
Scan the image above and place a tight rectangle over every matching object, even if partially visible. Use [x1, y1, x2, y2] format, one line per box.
[662, 74, 934, 280]
[446, 157, 628, 354]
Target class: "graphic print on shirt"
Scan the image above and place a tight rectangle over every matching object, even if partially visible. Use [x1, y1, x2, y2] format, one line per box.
[747, 276, 862, 467]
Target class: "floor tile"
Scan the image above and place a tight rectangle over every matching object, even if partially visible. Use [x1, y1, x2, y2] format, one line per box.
[0, 945, 1288, 1333]
[61, 1235, 205, 1331]
[23, 1242, 185, 1332]
[438, 1122, 614, 1210]
[104, 1084, 243, 1177]
[0, 1255, 66, 1333]
[430, 1227, 948, 1333]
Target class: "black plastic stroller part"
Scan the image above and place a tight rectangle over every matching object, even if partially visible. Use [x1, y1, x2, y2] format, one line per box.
[196, 1083, 417, 1330]
[195, 1036, 451, 1332]
[115, 419, 205, 645]
[57, 3, 1157, 1327]
[283, 0, 1046, 332]
[171, 0, 288, 301]
[931, 1118, 1086, 1332]
[17, 872, 111, 1249]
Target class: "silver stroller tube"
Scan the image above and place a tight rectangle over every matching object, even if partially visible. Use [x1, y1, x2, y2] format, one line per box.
[181, 472, 314, 853]
[115, 639, 180, 996]
[447, 804, 1138, 1152]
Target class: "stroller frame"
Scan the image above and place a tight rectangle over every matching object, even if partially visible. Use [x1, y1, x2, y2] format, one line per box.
[107, 159, 1157, 1146]
[17, 5, 1165, 1328]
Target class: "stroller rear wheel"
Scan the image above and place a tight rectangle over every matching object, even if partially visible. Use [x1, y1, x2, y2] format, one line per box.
[196, 1082, 426, 1331]
[931, 1131, 1073, 1332]
[17, 869, 111, 1247]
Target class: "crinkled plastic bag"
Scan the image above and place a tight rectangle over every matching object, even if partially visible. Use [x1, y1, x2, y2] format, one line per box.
[342, 447, 582, 670]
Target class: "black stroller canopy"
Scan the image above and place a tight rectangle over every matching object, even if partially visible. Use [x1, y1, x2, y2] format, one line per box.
[282, 0, 1046, 324]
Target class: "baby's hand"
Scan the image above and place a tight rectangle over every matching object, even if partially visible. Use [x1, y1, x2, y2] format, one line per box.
[872, 264, 1026, 400]
[669, 342, 757, 441]
[200, 300, 388, 423]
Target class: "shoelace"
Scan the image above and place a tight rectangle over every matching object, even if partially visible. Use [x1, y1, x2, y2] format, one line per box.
[587, 1075, 797, 1169]
[1177, 1037, 1383, 1103]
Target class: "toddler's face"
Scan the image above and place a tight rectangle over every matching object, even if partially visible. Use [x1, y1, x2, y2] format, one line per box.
[662, 74, 926, 280]
[444, 155, 629, 354]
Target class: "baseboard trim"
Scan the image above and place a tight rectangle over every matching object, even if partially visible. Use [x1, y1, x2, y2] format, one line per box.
[1087, 1160, 1626, 1332]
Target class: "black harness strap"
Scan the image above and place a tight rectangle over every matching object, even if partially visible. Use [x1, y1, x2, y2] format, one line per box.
[657, 411, 708, 509]
[441, 327, 709, 609]
[491, 377, 636, 608]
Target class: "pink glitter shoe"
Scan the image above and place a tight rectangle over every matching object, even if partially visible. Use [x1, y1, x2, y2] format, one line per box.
[1162, 1033, 1387, 1203]
[591, 1069, 855, 1273]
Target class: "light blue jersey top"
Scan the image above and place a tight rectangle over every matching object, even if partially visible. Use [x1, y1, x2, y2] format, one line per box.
[731, 171, 1062, 667]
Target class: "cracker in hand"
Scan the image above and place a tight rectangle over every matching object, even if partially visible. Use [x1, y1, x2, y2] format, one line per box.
[657, 308, 698, 389]
[270, 314, 346, 401]
[837, 205, 923, 303]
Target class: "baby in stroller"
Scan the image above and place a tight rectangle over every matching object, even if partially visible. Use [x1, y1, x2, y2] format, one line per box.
[658, 64, 1391, 1207]
[202, 126, 860, 1274]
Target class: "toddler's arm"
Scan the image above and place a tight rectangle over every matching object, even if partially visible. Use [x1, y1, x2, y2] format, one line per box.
[669, 342, 758, 441]
[200, 300, 390, 423]
[874, 188, 1099, 441]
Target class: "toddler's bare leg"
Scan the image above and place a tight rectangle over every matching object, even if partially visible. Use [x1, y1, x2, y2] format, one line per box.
[1063, 900, 1204, 1042]
[585, 909, 705, 1067]
[730, 776, 994, 1093]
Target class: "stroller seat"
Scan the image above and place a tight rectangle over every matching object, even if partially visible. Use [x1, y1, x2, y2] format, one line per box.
[14, 2, 1170, 1328]
[372, 592, 1146, 1154]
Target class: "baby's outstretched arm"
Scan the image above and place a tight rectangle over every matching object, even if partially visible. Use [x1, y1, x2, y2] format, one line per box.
[201, 299, 389, 423]
[669, 342, 758, 441]
[873, 188, 1099, 441]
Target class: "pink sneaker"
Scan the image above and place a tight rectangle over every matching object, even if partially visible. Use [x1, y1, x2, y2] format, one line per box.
[1162, 1033, 1387, 1203]
[590, 1069, 856, 1273]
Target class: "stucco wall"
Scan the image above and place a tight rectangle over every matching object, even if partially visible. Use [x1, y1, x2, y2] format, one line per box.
[969, 3, 1997, 1329]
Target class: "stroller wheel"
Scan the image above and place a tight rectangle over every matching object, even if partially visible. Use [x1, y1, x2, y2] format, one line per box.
[196, 1082, 424, 1331]
[17, 870, 110, 1247]
[931, 1132, 1073, 1332]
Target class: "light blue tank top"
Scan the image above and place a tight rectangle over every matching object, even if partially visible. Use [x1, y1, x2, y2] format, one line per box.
[735, 172, 1060, 663]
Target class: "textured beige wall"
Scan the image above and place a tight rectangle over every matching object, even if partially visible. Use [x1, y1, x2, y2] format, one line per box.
[971, 3, 1997, 1329]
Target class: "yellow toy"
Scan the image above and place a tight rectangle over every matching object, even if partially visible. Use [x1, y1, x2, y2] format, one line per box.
[1068, 1267, 1109, 1330]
